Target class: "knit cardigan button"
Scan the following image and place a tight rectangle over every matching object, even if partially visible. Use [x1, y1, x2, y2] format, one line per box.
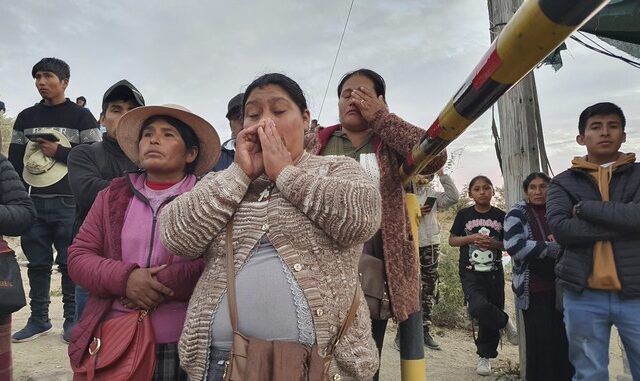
[293, 263, 303, 272]
[315, 308, 324, 316]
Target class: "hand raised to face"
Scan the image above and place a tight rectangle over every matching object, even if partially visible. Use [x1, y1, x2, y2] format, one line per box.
[258, 119, 293, 181]
[350, 86, 388, 123]
[234, 121, 266, 180]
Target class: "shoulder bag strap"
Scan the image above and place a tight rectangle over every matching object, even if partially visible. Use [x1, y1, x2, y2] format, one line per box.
[326, 282, 361, 355]
[225, 223, 239, 332]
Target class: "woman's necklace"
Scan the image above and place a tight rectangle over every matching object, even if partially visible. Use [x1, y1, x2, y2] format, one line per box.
[257, 182, 275, 202]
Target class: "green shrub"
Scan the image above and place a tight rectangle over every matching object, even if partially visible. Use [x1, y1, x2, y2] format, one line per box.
[430, 200, 469, 329]
[431, 241, 467, 328]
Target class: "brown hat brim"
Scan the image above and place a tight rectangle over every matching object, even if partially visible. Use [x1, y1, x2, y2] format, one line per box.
[116, 105, 220, 177]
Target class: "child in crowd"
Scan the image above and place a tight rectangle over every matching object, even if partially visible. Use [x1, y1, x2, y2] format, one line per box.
[449, 175, 508, 376]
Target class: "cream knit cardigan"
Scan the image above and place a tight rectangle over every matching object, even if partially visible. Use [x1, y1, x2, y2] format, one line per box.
[160, 152, 382, 381]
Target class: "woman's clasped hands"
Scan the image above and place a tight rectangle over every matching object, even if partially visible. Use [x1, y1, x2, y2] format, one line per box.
[470, 233, 502, 251]
[123, 265, 174, 310]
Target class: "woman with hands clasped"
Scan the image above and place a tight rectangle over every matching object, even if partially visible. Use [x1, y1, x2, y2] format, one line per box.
[160, 73, 382, 381]
[67, 104, 220, 380]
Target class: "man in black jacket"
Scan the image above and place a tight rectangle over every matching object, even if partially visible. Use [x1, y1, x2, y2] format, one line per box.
[67, 80, 145, 320]
[547, 102, 640, 381]
[8, 58, 100, 344]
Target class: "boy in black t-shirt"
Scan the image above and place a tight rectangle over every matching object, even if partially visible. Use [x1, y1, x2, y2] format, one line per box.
[8, 58, 100, 344]
[449, 175, 508, 376]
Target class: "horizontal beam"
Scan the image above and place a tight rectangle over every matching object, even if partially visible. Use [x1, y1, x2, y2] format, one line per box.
[400, 0, 608, 184]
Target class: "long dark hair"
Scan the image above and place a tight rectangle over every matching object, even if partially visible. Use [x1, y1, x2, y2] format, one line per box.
[337, 68, 386, 98]
[468, 175, 493, 196]
[242, 73, 308, 115]
[522, 172, 550, 192]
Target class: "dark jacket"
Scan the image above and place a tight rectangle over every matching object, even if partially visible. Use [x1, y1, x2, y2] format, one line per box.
[212, 145, 234, 172]
[67, 134, 137, 237]
[0, 154, 36, 236]
[547, 160, 640, 298]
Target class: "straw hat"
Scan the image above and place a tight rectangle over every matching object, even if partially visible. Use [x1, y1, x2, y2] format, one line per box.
[116, 104, 220, 177]
[23, 129, 71, 188]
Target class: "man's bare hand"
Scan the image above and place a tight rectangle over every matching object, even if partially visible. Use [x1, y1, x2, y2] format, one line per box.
[36, 138, 59, 157]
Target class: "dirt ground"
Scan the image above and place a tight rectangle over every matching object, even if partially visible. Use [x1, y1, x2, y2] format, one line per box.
[10, 267, 522, 381]
[7, 237, 629, 380]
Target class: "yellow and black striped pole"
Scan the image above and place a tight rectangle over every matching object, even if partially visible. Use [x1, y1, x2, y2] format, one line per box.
[399, 193, 427, 380]
[395, 1, 608, 380]
[399, 0, 608, 184]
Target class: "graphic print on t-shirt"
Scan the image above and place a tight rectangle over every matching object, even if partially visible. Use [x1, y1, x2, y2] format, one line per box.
[468, 226, 496, 272]
[451, 206, 505, 273]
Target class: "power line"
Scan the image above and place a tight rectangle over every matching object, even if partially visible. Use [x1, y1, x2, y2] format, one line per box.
[578, 31, 615, 53]
[317, 0, 355, 121]
[570, 34, 640, 69]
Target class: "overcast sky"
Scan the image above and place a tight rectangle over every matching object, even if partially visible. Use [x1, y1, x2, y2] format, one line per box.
[1, 0, 639, 190]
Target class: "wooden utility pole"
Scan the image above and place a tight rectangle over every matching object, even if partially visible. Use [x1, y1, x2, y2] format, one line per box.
[488, 0, 542, 208]
[487, 0, 544, 379]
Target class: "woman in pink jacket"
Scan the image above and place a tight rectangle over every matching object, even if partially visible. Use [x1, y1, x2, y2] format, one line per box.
[67, 104, 220, 380]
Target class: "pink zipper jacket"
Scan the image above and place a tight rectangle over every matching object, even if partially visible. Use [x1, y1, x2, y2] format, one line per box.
[67, 172, 205, 366]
